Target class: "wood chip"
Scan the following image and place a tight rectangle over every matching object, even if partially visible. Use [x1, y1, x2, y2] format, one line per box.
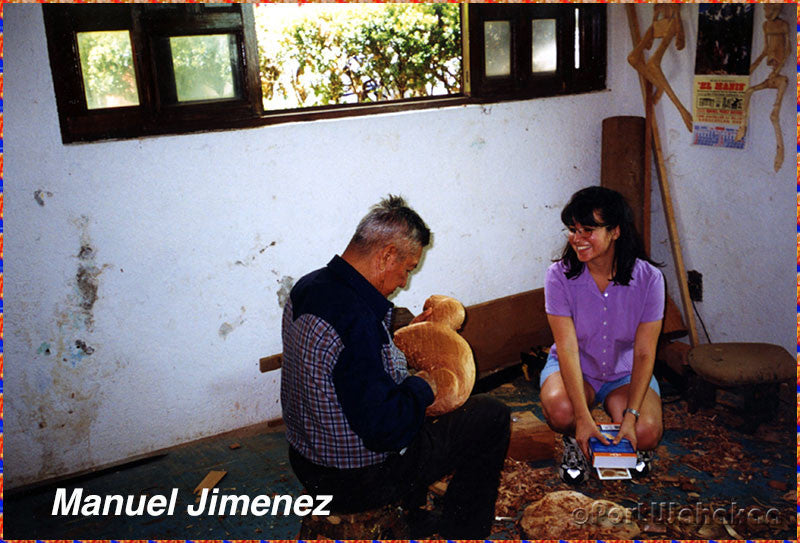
[194, 470, 227, 495]
[429, 479, 449, 496]
[228, 443, 241, 450]
[722, 519, 744, 539]
[767, 480, 788, 491]
[642, 522, 668, 534]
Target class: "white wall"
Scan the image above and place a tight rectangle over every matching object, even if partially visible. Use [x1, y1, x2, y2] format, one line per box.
[5, 4, 795, 488]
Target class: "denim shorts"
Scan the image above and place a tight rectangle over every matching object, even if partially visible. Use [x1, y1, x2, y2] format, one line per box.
[539, 351, 660, 405]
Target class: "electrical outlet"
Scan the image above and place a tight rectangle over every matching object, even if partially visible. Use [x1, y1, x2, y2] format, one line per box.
[687, 270, 703, 302]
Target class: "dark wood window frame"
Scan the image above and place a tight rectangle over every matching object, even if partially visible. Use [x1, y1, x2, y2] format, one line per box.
[43, 4, 606, 144]
[467, 4, 606, 100]
[43, 3, 263, 143]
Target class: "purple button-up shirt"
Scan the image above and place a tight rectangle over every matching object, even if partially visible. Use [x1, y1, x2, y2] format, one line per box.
[545, 258, 665, 391]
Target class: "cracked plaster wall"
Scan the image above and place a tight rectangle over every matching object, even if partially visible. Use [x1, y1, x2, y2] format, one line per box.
[4, 4, 795, 488]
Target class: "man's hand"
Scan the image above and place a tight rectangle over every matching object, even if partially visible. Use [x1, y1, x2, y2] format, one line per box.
[413, 369, 437, 396]
[410, 308, 433, 324]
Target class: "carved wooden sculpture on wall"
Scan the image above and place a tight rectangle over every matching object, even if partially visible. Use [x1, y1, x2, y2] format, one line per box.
[627, 5, 693, 132]
[735, 4, 790, 172]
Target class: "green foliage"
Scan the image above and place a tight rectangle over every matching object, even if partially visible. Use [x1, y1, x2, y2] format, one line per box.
[170, 35, 236, 102]
[77, 31, 139, 109]
[77, 6, 462, 111]
[256, 4, 461, 109]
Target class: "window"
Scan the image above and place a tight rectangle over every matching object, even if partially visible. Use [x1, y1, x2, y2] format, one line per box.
[254, 3, 462, 112]
[467, 4, 605, 99]
[43, 4, 262, 143]
[43, 4, 605, 143]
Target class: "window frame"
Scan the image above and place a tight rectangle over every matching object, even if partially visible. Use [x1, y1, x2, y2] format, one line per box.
[467, 3, 606, 100]
[43, 3, 263, 143]
[43, 3, 606, 144]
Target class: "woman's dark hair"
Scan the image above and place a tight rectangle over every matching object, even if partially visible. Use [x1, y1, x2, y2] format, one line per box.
[558, 186, 661, 285]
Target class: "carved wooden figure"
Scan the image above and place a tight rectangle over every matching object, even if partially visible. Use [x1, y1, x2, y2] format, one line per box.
[393, 295, 475, 416]
[735, 4, 790, 172]
[627, 5, 693, 132]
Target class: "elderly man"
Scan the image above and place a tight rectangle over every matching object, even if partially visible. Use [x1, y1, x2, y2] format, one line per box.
[281, 195, 510, 539]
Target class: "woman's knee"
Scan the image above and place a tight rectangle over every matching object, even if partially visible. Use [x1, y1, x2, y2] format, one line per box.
[636, 415, 663, 450]
[540, 393, 575, 432]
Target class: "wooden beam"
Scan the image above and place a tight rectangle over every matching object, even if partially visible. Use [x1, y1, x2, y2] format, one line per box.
[259, 353, 282, 372]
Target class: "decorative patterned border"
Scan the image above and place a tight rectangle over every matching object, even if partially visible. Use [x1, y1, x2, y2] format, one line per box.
[1, 1, 5, 537]
[0, 2, 796, 543]
[795, 5, 799, 542]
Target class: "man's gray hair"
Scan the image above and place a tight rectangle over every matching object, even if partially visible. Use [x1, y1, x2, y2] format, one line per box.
[347, 195, 431, 255]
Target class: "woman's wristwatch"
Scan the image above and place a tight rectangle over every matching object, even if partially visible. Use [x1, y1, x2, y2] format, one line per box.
[624, 408, 640, 420]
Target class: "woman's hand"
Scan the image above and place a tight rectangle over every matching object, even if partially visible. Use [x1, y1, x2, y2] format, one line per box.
[614, 413, 638, 451]
[575, 416, 608, 459]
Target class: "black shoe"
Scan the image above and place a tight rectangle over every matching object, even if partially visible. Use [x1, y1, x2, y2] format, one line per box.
[631, 449, 653, 477]
[406, 508, 442, 539]
[559, 435, 589, 485]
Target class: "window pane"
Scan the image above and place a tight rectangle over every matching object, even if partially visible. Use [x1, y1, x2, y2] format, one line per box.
[484, 21, 511, 77]
[170, 34, 238, 102]
[255, 4, 462, 111]
[531, 19, 556, 73]
[77, 31, 140, 109]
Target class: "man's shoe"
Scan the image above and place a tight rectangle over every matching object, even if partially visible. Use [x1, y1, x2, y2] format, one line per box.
[559, 435, 589, 485]
[631, 449, 653, 477]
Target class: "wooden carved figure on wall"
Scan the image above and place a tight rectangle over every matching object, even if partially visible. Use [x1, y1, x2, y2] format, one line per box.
[735, 4, 790, 172]
[627, 5, 694, 132]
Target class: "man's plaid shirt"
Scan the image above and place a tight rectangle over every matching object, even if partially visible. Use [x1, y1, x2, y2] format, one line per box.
[280, 256, 434, 469]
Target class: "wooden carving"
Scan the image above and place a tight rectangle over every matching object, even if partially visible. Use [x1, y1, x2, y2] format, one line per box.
[735, 4, 790, 172]
[627, 5, 693, 132]
[394, 295, 475, 416]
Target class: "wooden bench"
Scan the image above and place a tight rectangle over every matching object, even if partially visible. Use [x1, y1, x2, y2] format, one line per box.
[260, 288, 554, 376]
[262, 287, 687, 376]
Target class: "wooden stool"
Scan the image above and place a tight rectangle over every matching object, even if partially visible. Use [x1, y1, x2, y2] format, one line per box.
[686, 342, 795, 427]
[298, 503, 409, 539]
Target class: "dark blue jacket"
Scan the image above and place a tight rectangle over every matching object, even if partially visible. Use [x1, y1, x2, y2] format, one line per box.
[288, 255, 434, 453]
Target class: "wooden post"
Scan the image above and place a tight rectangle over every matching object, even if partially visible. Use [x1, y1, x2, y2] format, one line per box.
[626, 5, 699, 347]
[601, 116, 649, 253]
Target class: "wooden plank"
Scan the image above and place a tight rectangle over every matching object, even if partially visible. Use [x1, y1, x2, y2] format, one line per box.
[507, 411, 555, 462]
[658, 340, 691, 376]
[259, 353, 282, 373]
[662, 295, 687, 339]
[460, 289, 553, 377]
[193, 470, 226, 495]
[601, 115, 649, 249]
